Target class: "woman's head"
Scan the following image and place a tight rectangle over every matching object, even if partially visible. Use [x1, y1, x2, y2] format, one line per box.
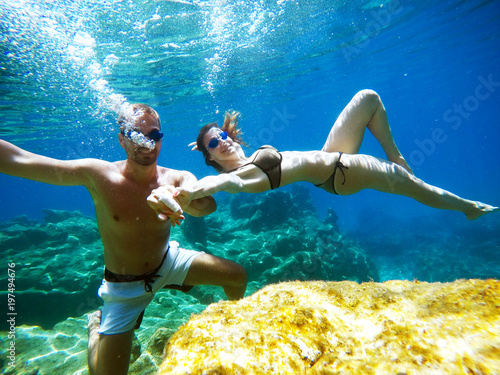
[197, 111, 246, 172]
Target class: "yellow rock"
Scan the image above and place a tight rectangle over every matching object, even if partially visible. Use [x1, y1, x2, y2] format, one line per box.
[158, 279, 500, 374]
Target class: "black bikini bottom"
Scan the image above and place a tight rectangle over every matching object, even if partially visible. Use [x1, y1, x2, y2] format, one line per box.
[315, 152, 349, 194]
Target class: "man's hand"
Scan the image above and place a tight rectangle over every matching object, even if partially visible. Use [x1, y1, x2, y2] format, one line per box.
[147, 186, 185, 226]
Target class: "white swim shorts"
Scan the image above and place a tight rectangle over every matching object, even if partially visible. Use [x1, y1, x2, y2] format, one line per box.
[97, 241, 204, 335]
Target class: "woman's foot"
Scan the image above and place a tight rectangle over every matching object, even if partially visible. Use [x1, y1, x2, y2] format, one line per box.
[465, 202, 499, 220]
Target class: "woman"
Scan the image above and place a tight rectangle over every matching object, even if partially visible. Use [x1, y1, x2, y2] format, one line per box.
[148, 90, 497, 221]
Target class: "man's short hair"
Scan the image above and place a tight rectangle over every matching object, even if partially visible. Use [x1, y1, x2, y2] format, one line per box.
[118, 103, 160, 131]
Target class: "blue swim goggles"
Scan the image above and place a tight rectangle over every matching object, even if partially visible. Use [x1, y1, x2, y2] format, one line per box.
[208, 131, 228, 149]
[122, 129, 163, 142]
[122, 128, 164, 150]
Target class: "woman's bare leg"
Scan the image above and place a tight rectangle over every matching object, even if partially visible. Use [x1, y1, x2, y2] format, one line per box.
[336, 154, 498, 220]
[322, 90, 413, 174]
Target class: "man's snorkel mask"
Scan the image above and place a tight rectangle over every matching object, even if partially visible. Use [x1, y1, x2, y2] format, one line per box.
[121, 128, 163, 150]
[118, 105, 163, 150]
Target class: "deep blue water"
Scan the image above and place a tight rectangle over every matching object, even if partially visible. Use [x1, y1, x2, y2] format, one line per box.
[1, 0, 499, 232]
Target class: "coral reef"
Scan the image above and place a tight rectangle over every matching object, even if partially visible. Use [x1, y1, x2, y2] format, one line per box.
[0, 210, 103, 329]
[0, 289, 206, 374]
[159, 279, 500, 374]
[0, 187, 379, 330]
[0, 315, 89, 375]
[352, 210, 500, 282]
[183, 186, 379, 299]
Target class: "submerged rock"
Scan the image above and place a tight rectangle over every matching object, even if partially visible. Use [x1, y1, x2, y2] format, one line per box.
[159, 279, 500, 374]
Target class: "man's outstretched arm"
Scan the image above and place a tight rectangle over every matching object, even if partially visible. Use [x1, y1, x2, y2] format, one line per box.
[0, 139, 99, 187]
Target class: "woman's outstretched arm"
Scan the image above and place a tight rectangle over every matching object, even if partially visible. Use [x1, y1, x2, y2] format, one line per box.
[177, 165, 273, 201]
[185, 173, 246, 199]
[149, 166, 274, 218]
[148, 173, 248, 217]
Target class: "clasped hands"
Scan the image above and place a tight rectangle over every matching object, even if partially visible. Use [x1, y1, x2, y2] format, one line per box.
[147, 185, 194, 227]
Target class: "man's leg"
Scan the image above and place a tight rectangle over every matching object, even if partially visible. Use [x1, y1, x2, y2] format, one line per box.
[183, 254, 247, 300]
[87, 311, 101, 373]
[88, 309, 135, 375]
[96, 331, 135, 375]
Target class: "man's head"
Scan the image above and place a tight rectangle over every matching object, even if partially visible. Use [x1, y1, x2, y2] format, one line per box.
[118, 104, 161, 133]
[118, 103, 163, 166]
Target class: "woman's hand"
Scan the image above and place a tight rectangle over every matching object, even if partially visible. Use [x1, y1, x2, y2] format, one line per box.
[147, 186, 185, 226]
[173, 187, 195, 208]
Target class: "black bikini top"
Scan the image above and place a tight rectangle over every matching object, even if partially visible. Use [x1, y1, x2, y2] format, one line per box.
[229, 145, 282, 189]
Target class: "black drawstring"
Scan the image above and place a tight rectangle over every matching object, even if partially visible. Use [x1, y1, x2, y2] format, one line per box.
[104, 246, 169, 293]
[336, 156, 349, 186]
[142, 273, 161, 293]
[331, 152, 349, 194]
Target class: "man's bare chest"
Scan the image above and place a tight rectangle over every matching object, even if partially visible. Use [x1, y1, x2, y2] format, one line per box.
[93, 172, 178, 224]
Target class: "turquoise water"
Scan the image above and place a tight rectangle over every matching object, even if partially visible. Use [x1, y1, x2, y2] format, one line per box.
[1, 0, 499, 231]
[0, 0, 499, 372]
[1, 0, 499, 228]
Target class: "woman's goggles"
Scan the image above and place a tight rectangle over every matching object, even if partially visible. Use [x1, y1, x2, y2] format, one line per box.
[208, 131, 228, 149]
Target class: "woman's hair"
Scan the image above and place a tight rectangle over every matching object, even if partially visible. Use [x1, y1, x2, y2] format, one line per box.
[197, 110, 246, 173]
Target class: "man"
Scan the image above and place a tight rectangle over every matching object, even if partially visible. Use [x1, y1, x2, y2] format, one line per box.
[0, 104, 247, 374]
